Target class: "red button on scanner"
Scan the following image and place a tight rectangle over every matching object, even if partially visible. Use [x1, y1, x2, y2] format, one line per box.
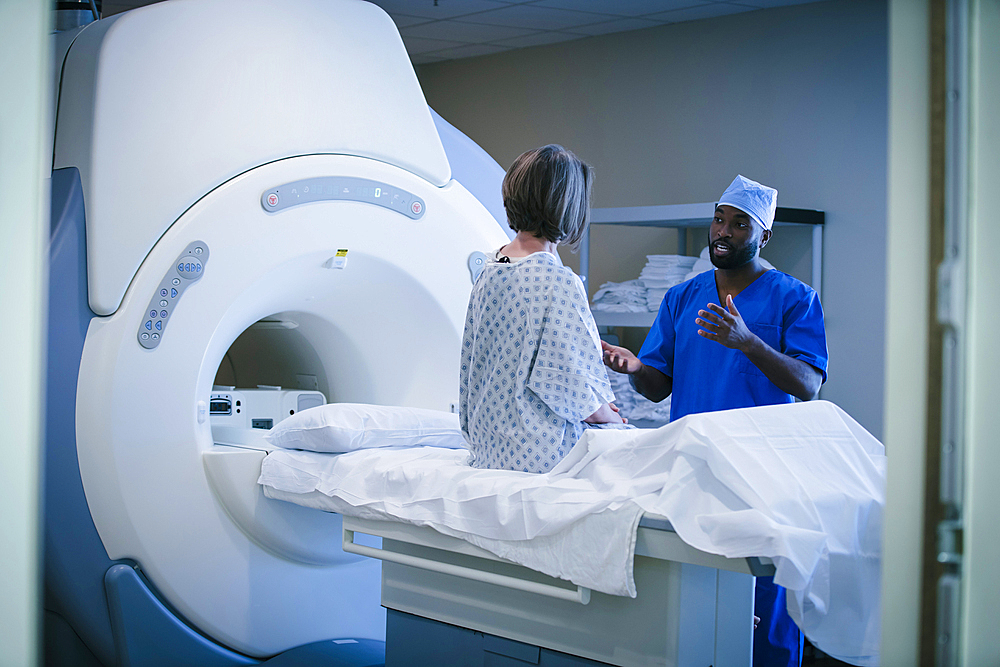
[411, 201, 422, 215]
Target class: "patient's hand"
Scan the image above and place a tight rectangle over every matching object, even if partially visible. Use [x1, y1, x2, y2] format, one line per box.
[585, 402, 626, 424]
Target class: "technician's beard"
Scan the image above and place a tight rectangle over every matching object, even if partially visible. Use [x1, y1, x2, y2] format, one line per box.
[708, 234, 759, 270]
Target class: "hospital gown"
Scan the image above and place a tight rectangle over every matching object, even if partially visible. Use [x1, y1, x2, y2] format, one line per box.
[639, 268, 829, 667]
[459, 251, 616, 473]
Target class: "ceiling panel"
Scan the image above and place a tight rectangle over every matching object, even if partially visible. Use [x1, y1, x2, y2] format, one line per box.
[568, 17, 667, 36]
[401, 20, 541, 43]
[451, 5, 613, 30]
[531, 0, 711, 17]
[365, 0, 510, 19]
[645, 2, 758, 23]
[490, 30, 587, 49]
[93, 0, 825, 65]
[401, 35, 467, 54]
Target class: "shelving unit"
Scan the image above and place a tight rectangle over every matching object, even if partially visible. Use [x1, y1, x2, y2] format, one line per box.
[580, 203, 825, 329]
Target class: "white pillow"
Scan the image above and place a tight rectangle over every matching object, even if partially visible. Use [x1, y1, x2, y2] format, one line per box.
[263, 403, 468, 453]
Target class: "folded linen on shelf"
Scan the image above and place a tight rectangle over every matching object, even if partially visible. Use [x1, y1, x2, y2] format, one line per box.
[259, 400, 885, 667]
[640, 255, 695, 310]
[591, 278, 648, 312]
[640, 255, 697, 284]
[591, 255, 700, 312]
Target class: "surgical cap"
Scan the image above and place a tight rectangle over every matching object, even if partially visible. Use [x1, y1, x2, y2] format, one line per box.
[717, 175, 777, 231]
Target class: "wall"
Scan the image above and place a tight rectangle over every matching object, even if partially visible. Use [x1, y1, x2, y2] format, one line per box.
[417, 0, 888, 438]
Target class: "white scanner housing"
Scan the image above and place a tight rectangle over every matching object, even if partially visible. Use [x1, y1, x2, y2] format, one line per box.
[55, 0, 453, 317]
[58, 0, 507, 657]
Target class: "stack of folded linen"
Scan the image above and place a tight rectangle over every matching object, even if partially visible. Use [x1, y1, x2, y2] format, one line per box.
[682, 246, 715, 282]
[591, 279, 648, 312]
[640, 255, 698, 310]
[607, 369, 672, 423]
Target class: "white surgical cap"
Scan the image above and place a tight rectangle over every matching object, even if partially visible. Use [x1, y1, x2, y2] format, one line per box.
[718, 175, 777, 231]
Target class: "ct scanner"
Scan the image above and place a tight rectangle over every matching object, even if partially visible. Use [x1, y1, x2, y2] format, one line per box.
[44, 0, 510, 663]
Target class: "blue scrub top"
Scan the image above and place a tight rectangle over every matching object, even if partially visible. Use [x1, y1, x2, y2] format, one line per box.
[639, 269, 828, 422]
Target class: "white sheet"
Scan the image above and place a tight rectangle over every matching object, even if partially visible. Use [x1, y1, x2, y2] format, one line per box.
[259, 400, 885, 666]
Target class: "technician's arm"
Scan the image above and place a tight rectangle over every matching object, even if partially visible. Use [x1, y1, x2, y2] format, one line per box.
[737, 334, 822, 400]
[601, 341, 673, 403]
[696, 296, 823, 401]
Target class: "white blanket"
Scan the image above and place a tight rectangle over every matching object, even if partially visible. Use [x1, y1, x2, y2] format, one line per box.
[259, 400, 885, 666]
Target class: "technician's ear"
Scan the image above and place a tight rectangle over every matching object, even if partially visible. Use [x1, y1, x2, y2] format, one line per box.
[759, 228, 772, 249]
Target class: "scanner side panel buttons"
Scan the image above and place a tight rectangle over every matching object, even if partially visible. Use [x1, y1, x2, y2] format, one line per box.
[138, 240, 209, 349]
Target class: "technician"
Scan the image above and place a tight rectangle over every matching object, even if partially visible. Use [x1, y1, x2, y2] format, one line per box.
[601, 175, 828, 667]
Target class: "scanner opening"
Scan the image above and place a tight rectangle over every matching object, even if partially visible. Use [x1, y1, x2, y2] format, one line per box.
[210, 312, 335, 447]
[203, 312, 367, 567]
[214, 313, 330, 398]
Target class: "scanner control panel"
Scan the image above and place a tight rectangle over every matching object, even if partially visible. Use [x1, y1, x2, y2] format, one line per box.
[261, 176, 425, 219]
[137, 241, 209, 349]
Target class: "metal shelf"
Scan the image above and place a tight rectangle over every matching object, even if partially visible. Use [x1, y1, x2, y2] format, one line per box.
[593, 310, 656, 328]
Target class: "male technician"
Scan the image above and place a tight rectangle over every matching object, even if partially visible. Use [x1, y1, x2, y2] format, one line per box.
[601, 175, 828, 667]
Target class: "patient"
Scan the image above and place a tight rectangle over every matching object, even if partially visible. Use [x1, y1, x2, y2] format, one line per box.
[459, 144, 625, 474]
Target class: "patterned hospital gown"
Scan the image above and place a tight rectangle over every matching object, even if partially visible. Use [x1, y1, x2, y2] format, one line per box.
[459, 250, 616, 473]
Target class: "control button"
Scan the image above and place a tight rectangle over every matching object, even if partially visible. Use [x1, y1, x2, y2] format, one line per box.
[151, 333, 160, 340]
[150, 310, 158, 319]
[145, 320, 152, 330]
[177, 261, 202, 277]
[172, 278, 180, 286]
[411, 201, 422, 215]
[266, 193, 279, 207]
[140, 333, 150, 340]
[160, 300, 168, 307]
[160, 310, 168, 318]
[155, 320, 162, 331]
[171, 288, 178, 298]
[194, 247, 204, 255]
[160, 289, 168, 297]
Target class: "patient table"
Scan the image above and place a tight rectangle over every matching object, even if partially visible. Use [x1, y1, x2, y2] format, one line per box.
[259, 400, 885, 667]
[343, 514, 772, 667]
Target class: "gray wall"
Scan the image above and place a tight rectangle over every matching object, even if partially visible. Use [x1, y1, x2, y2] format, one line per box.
[418, 0, 888, 438]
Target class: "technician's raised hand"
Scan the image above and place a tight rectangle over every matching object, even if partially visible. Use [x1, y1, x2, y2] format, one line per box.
[695, 294, 756, 351]
[602, 340, 673, 403]
[601, 340, 642, 375]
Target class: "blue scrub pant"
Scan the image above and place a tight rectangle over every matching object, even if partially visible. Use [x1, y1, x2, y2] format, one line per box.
[754, 576, 803, 667]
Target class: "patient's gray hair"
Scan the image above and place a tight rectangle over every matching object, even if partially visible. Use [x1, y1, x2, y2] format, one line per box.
[502, 144, 594, 248]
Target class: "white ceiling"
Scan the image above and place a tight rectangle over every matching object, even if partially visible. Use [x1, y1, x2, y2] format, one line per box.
[99, 0, 822, 64]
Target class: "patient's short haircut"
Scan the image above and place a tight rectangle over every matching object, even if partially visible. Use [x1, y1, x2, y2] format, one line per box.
[502, 144, 594, 248]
